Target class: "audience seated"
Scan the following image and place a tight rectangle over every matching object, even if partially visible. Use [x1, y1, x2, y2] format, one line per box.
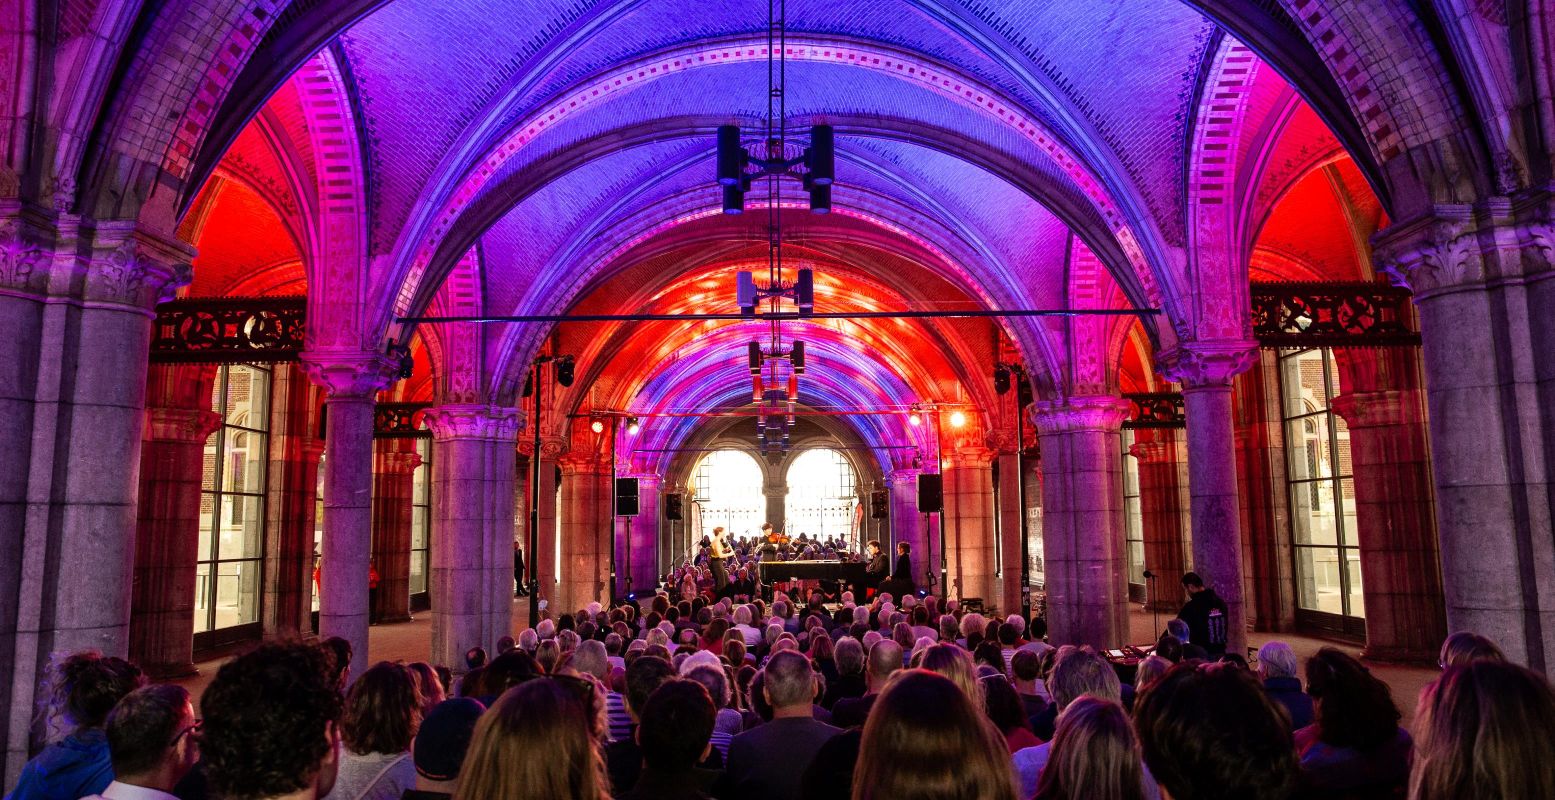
[1409, 659, 1555, 800]
[201, 642, 344, 800]
[830, 641, 901, 729]
[1032, 696, 1148, 800]
[1295, 649, 1412, 798]
[1134, 662, 1298, 800]
[334, 662, 422, 800]
[1012, 646, 1123, 797]
[8, 652, 145, 800]
[718, 651, 840, 800]
[852, 670, 1018, 800]
[404, 698, 484, 800]
[79, 685, 199, 800]
[1257, 642, 1314, 730]
[621, 680, 720, 800]
[20, 590, 1555, 800]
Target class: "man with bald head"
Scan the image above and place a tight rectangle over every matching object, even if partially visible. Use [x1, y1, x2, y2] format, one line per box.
[717, 650, 839, 800]
[829, 639, 902, 729]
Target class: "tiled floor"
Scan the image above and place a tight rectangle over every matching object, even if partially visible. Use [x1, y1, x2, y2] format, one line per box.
[179, 598, 1438, 728]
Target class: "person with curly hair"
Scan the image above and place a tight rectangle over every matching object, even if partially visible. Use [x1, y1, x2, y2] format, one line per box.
[200, 641, 343, 800]
[1295, 648, 1411, 796]
[332, 662, 423, 800]
[8, 651, 145, 800]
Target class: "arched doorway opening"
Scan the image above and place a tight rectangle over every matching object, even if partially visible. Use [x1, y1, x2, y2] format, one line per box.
[692, 449, 767, 541]
[785, 448, 860, 546]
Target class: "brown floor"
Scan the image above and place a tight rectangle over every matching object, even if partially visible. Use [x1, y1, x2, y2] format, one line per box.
[179, 598, 1437, 728]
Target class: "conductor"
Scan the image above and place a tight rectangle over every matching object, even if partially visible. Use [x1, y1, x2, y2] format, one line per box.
[709, 526, 733, 592]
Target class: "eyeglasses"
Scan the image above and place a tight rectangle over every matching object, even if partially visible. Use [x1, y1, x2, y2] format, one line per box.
[170, 719, 203, 746]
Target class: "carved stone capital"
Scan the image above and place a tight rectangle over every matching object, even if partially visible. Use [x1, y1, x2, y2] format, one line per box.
[1030, 395, 1130, 436]
[984, 428, 1018, 455]
[1372, 197, 1555, 298]
[517, 435, 568, 460]
[945, 445, 996, 470]
[423, 404, 522, 442]
[87, 230, 193, 308]
[887, 469, 921, 487]
[0, 219, 48, 293]
[145, 407, 222, 444]
[1156, 340, 1258, 389]
[1127, 440, 1178, 464]
[374, 450, 423, 475]
[558, 451, 610, 476]
[299, 352, 401, 400]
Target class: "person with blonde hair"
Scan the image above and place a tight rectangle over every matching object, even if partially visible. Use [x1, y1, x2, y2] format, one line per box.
[918, 643, 983, 707]
[1436, 630, 1504, 669]
[1409, 660, 1555, 800]
[455, 678, 609, 800]
[851, 670, 1017, 800]
[1132, 655, 1171, 695]
[1033, 696, 1147, 800]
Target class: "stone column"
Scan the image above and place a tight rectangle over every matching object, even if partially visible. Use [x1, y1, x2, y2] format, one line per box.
[618, 475, 662, 597]
[764, 477, 788, 533]
[370, 442, 421, 625]
[558, 454, 611, 614]
[1159, 342, 1260, 659]
[129, 366, 221, 679]
[424, 405, 520, 670]
[1233, 353, 1295, 632]
[888, 470, 925, 585]
[531, 441, 563, 613]
[1330, 384, 1447, 663]
[1375, 204, 1555, 672]
[1129, 430, 1192, 613]
[264, 364, 323, 640]
[1033, 397, 1130, 649]
[996, 451, 1027, 616]
[299, 354, 398, 681]
[943, 447, 997, 605]
[1, 219, 191, 782]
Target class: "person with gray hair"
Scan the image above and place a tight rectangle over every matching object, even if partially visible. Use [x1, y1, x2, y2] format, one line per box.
[720, 651, 840, 800]
[1012, 647, 1129, 798]
[1257, 641, 1312, 730]
[831, 640, 903, 728]
[571, 639, 632, 743]
[1165, 618, 1207, 660]
[823, 638, 867, 709]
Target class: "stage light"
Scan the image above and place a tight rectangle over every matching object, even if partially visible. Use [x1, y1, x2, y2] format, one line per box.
[555, 356, 575, 387]
[949, 410, 967, 428]
[590, 418, 605, 434]
[626, 417, 641, 435]
[908, 411, 922, 426]
[994, 364, 1011, 395]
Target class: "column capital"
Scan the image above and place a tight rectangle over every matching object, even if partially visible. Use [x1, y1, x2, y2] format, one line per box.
[1030, 395, 1129, 435]
[0, 216, 51, 294]
[85, 228, 194, 309]
[517, 435, 568, 460]
[374, 450, 423, 475]
[558, 452, 610, 476]
[145, 407, 222, 444]
[887, 469, 921, 487]
[1372, 197, 1555, 298]
[299, 351, 400, 400]
[1128, 440, 1179, 464]
[1329, 390, 1422, 429]
[1156, 340, 1258, 389]
[945, 445, 996, 470]
[423, 404, 522, 442]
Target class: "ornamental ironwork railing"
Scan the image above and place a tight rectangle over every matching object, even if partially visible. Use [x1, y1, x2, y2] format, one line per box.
[1122, 392, 1186, 429]
[150, 296, 306, 363]
[374, 403, 432, 438]
[1250, 282, 1420, 348]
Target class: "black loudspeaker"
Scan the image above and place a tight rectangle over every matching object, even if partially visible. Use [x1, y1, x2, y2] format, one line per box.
[615, 478, 640, 516]
[870, 489, 889, 519]
[917, 473, 943, 513]
[665, 492, 684, 521]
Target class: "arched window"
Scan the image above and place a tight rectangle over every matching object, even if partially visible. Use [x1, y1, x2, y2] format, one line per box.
[693, 449, 766, 539]
[784, 448, 858, 543]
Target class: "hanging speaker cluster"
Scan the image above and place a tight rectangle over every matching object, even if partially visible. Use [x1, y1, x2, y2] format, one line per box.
[717, 124, 834, 214]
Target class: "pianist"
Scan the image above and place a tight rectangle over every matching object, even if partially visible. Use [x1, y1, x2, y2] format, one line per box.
[865, 541, 890, 587]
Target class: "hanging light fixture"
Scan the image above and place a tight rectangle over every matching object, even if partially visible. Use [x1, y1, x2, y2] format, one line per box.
[949, 410, 968, 428]
[626, 417, 641, 435]
[590, 417, 605, 434]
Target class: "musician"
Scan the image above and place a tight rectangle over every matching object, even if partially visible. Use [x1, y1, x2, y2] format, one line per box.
[881, 541, 915, 598]
[709, 526, 733, 592]
[758, 523, 780, 562]
[864, 540, 889, 586]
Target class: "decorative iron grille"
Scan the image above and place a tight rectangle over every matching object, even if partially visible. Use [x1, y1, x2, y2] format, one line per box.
[374, 403, 432, 438]
[1122, 392, 1186, 429]
[1250, 282, 1420, 348]
[150, 296, 306, 363]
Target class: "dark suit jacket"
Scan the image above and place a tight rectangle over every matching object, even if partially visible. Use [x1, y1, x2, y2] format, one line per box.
[829, 692, 877, 729]
[716, 716, 841, 800]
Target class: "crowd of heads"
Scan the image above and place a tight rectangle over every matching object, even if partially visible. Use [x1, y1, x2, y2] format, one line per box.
[13, 588, 1555, 800]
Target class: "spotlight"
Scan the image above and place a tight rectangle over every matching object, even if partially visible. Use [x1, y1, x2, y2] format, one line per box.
[908, 411, 922, 427]
[626, 417, 641, 435]
[949, 410, 967, 428]
[994, 365, 1011, 395]
[555, 357, 575, 387]
[626, 591, 637, 601]
[590, 418, 605, 434]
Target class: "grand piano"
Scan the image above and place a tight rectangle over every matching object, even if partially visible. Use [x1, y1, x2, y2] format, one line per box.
[758, 559, 871, 599]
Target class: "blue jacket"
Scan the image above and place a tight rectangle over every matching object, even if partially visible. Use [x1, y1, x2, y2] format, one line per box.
[4, 729, 113, 800]
[1264, 676, 1315, 730]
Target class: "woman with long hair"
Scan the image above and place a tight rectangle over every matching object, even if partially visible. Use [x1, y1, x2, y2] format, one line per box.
[918, 643, 984, 707]
[1409, 660, 1555, 800]
[1296, 648, 1411, 796]
[980, 675, 1040, 753]
[9, 652, 145, 800]
[455, 678, 609, 800]
[852, 670, 1018, 800]
[1033, 696, 1145, 800]
[334, 661, 423, 800]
